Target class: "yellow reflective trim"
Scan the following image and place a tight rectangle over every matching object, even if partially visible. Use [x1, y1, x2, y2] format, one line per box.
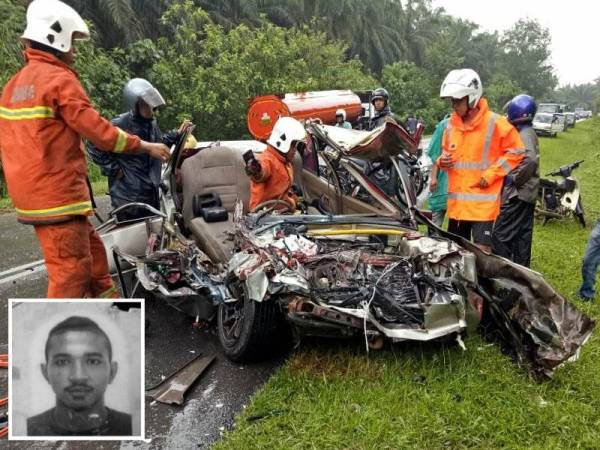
[99, 286, 119, 298]
[308, 228, 408, 236]
[114, 128, 127, 153]
[16, 201, 93, 217]
[0, 106, 54, 120]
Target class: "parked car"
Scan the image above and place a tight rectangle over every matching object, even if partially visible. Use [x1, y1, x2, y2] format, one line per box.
[532, 113, 562, 137]
[565, 112, 576, 128]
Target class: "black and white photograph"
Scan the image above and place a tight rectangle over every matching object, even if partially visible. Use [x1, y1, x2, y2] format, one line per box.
[8, 300, 144, 440]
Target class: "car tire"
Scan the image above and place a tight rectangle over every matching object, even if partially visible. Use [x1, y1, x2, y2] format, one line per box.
[217, 278, 280, 362]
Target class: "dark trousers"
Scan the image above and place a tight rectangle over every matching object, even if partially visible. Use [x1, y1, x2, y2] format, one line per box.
[492, 197, 535, 267]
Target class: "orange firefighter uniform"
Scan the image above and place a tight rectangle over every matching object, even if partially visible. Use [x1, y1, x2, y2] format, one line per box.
[0, 48, 142, 298]
[249, 146, 296, 210]
[437, 98, 525, 221]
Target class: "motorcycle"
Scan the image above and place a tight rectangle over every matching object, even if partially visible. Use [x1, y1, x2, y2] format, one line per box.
[536, 159, 585, 227]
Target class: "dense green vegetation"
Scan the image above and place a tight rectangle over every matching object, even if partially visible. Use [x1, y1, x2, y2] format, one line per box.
[214, 118, 600, 449]
[1, 0, 599, 196]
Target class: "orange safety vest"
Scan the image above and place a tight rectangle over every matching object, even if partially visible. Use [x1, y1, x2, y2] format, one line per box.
[249, 146, 296, 210]
[438, 98, 525, 221]
[0, 49, 141, 224]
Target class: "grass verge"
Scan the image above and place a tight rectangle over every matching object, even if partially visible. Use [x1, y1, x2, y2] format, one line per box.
[215, 118, 600, 450]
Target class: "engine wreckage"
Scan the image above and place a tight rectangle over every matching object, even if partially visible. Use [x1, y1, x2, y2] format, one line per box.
[103, 118, 594, 380]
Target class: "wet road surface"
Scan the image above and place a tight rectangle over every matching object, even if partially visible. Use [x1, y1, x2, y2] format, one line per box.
[0, 197, 283, 449]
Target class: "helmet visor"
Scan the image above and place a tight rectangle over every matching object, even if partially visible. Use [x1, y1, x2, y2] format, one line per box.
[140, 88, 166, 109]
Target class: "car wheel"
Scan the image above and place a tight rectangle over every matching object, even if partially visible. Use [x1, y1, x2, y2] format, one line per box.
[217, 278, 280, 362]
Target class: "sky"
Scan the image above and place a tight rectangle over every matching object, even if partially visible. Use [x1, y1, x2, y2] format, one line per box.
[432, 0, 599, 87]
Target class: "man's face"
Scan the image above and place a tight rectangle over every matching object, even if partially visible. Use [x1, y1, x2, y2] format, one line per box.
[58, 36, 78, 67]
[373, 99, 385, 111]
[42, 330, 117, 412]
[336, 115, 344, 124]
[137, 100, 155, 119]
[451, 96, 469, 118]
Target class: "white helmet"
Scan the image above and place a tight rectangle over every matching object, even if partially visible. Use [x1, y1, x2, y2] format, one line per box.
[440, 69, 483, 108]
[266, 117, 307, 154]
[22, 0, 89, 53]
[335, 109, 346, 121]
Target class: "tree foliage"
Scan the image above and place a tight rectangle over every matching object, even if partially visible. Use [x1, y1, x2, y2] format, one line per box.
[152, 0, 375, 139]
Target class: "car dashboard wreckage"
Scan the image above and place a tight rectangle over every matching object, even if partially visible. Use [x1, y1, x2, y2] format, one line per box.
[102, 119, 594, 381]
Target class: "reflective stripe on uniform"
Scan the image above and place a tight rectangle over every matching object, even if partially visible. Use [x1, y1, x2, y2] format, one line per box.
[16, 200, 93, 218]
[497, 158, 512, 175]
[113, 128, 127, 153]
[99, 285, 119, 298]
[448, 192, 498, 202]
[481, 113, 497, 164]
[506, 148, 526, 155]
[0, 106, 54, 120]
[446, 114, 497, 170]
[454, 161, 485, 170]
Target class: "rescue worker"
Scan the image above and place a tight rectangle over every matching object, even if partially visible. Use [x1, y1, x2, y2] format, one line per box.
[335, 109, 352, 129]
[0, 0, 170, 298]
[87, 78, 179, 221]
[436, 69, 524, 252]
[245, 117, 307, 211]
[427, 114, 451, 229]
[366, 88, 398, 130]
[491, 94, 539, 267]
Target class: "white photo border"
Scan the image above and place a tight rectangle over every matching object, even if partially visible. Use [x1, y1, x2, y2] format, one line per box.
[8, 298, 146, 441]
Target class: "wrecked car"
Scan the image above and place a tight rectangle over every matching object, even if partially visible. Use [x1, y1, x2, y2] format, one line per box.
[99, 119, 594, 380]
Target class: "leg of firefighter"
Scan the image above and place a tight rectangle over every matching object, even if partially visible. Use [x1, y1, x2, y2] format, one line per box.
[513, 202, 535, 267]
[492, 198, 522, 261]
[34, 217, 92, 298]
[87, 220, 120, 298]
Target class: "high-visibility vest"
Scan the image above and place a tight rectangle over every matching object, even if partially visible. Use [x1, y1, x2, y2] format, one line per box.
[0, 49, 141, 224]
[440, 98, 525, 221]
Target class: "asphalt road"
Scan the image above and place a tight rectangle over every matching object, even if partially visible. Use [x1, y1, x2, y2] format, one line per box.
[0, 196, 283, 449]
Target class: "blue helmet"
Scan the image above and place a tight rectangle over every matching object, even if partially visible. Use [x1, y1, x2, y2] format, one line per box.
[506, 94, 537, 125]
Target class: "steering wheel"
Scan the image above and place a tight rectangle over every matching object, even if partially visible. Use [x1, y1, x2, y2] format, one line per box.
[250, 199, 295, 214]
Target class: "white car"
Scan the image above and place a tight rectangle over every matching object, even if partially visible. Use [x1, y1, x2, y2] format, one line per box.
[532, 113, 562, 137]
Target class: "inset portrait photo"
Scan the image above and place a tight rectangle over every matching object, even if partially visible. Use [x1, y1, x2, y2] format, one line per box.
[9, 300, 144, 440]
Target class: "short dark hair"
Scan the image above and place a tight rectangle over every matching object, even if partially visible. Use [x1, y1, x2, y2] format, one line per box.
[28, 40, 64, 57]
[45, 316, 113, 362]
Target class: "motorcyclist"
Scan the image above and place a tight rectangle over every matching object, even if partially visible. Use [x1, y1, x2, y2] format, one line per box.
[87, 78, 182, 221]
[335, 109, 352, 129]
[366, 88, 398, 130]
[491, 94, 539, 267]
[245, 117, 307, 211]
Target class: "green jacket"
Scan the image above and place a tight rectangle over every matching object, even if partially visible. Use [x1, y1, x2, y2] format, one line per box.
[427, 116, 449, 212]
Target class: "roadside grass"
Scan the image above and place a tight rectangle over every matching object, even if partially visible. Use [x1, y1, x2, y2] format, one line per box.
[215, 118, 600, 450]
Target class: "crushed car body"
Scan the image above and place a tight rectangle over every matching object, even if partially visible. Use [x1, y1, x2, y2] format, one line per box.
[101, 115, 594, 380]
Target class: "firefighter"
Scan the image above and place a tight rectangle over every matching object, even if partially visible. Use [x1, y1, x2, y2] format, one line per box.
[87, 78, 181, 221]
[245, 117, 307, 211]
[0, 0, 170, 298]
[366, 88, 398, 130]
[436, 69, 525, 253]
[492, 94, 539, 267]
[335, 109, 352, 129]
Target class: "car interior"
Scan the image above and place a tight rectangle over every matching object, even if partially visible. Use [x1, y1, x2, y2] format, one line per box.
[179, 144, 387, 264]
